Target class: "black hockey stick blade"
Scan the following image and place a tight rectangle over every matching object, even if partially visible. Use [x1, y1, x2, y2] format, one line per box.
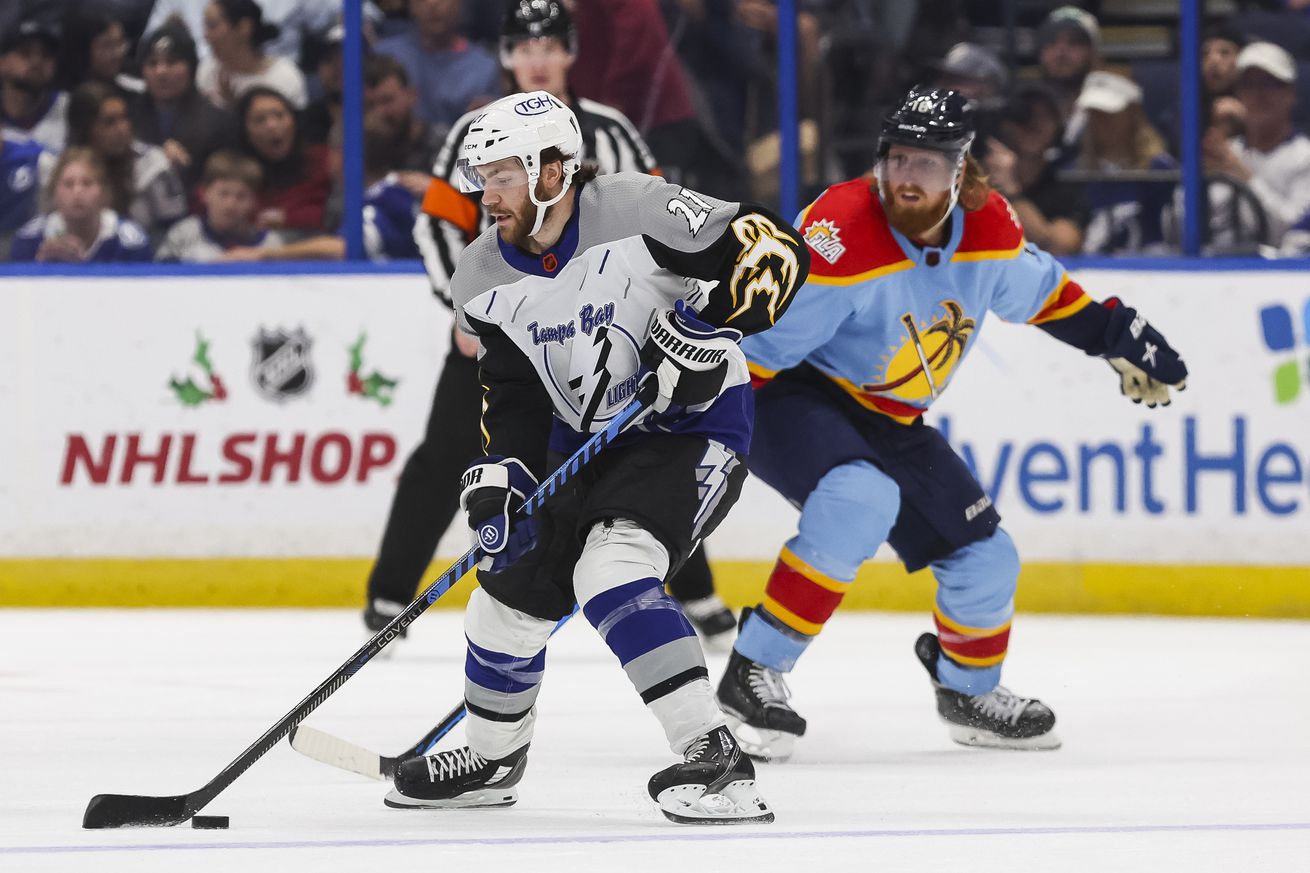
[83, 792, 195, 829]
[82, 390, 652, 828]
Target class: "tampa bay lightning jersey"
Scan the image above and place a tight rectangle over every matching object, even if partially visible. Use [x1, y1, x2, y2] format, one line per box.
[0, 133, 52, 237]
[450, 172, 807, 464]
[743, 180, 1091, 423]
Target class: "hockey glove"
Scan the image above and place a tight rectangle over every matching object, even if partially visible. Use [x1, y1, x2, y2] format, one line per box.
[1102, 298, 1188, 408]
[640, 299, 745, 414]
[459, 455, 539, 573]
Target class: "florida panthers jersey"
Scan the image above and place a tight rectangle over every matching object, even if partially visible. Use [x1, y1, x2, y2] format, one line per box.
[450, 172, 808, 468]
[743, 180, 1091, 423]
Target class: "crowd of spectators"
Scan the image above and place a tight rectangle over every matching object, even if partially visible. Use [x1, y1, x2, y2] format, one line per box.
[3, 0, 1310, 263]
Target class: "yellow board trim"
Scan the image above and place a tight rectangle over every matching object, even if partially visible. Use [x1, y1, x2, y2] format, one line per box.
[1, 559, 1309, 618]
[761, 594, 825, 635]
[807, 259, 914, 287]
[779, 547, 851, 594]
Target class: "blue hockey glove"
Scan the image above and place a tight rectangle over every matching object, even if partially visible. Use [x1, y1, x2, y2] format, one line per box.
[640, 299, 745, 414]
[1103, 298, 1188, 408]
[459, 455, 539, 573]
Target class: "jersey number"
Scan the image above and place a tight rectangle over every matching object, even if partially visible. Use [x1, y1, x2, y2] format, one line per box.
[666, 188, 714, 236]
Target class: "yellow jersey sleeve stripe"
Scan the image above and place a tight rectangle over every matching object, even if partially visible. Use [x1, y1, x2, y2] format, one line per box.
[807, 259, 914, 286]
[950, 240, 1026, 263]
[747, 360, 778, 380]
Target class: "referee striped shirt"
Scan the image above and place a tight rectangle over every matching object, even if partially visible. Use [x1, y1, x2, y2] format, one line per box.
[414, 95, 659, 306]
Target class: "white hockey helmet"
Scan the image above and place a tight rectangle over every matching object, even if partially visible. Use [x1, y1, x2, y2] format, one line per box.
[456, 91, 583, 236]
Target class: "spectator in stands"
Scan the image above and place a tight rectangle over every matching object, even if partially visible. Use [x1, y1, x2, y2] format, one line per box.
[932, 42, 1007, 106]
[220, 114, 421, 263]
[1076, 71, 1178, 255]
[197, 0, 308, 111]
[1036, 5, 1100, 156]
[66, 80, 189, 242]
[364, 53, 446, 181]
[130, 18, 238, 195]
[0, 130, 54, 257]
[58, 10, 142, 95]
[302, 22, 350, 146]
[1203, 41, 1310, 247]
[237, 86, 333, 236]
[9, 146, 153, 262]
[156, 149, 284, 262]
[374, 0, 501, 129]
[568, 0, 701, 183]
[0, 19, 68, 152]
[983, 82, 1086, 257]
[147, 0, 341, 66]
[1202, 21, 1246, 102]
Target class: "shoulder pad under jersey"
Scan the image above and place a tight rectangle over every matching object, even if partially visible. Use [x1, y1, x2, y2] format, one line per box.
[953, 190, 1026, 262]
[798, 178, 910, 285]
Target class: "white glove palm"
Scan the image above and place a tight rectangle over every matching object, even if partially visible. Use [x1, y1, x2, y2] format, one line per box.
[1108, 357, 1186, 408]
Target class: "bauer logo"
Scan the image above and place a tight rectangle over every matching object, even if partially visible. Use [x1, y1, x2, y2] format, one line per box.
[1258, 301, 1310, 404]
[514, 95, 555, 116]
[251, 326, 314, 403]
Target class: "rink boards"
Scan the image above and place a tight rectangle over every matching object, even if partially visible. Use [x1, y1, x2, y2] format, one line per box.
[1, 266, 1307, 614]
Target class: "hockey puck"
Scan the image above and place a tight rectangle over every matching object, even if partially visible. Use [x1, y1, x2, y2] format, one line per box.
[191, 815, 229, 829]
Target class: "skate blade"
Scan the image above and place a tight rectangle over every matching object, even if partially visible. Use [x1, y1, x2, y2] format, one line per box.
[948, 724, 1062, 751]
[723, 716, 796, 762]
[654, 781, 774, 825]
[383, 787, 518, 809]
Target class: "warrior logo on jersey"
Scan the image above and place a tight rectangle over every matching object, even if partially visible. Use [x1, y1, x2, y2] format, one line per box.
[803, 219, 846, 264]
[725, 214, 801, 325]
[251, 326, 314, 402]
[861, 300, 976, 402]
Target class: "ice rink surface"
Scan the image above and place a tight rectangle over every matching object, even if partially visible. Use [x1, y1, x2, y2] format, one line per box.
[3, 607, 1308, 872]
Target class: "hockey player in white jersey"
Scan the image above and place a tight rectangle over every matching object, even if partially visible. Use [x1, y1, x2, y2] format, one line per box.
[382, 91, 809, 824]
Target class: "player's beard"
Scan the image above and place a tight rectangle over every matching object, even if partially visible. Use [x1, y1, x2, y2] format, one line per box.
[882, 182, 952, 240]
[493, 197, 539, 248]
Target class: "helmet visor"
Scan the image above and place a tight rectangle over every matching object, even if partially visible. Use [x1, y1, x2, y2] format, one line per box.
[456, 157, 530, 194]
[876, 147, 961, 195]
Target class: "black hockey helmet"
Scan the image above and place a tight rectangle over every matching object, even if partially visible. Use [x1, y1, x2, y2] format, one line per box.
[501, 0, 577, 57]
[877, 86, 975, 160]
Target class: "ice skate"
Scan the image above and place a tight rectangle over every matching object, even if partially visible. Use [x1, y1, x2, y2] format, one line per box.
[384, 744, 528, 809]
[716, 648, 806, 761]
[915, 633, 1061, 750]
[363, 597, 408, 657]
[681, 594, 737, 652]
[648, 726, 774, 824]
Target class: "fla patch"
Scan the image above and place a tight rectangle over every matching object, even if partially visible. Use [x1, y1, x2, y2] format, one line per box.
[803, 218, 847, 264]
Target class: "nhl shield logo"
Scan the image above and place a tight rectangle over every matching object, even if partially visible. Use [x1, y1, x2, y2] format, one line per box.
[251, 326, 314, 401]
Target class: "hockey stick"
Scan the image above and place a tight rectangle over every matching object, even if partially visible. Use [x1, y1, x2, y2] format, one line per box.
[82, 383, 655, 828]
[288, 608, 579, 781]
[900, 312, 940, 400]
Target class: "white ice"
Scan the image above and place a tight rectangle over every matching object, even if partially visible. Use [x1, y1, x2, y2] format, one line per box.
[3, 608, 1309, 872]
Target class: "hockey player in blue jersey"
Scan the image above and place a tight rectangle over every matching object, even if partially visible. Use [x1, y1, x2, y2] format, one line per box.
[716, 87, 1188, 759]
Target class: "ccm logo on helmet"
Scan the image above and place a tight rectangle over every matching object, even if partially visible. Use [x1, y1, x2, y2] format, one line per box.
[515, 95, 556, 116]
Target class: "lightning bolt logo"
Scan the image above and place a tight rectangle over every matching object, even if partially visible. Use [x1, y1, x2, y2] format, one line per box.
[571, 324, 614, 432]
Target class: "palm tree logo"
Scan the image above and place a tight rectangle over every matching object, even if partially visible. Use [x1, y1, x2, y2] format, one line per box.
[862, 300, 976, 399]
